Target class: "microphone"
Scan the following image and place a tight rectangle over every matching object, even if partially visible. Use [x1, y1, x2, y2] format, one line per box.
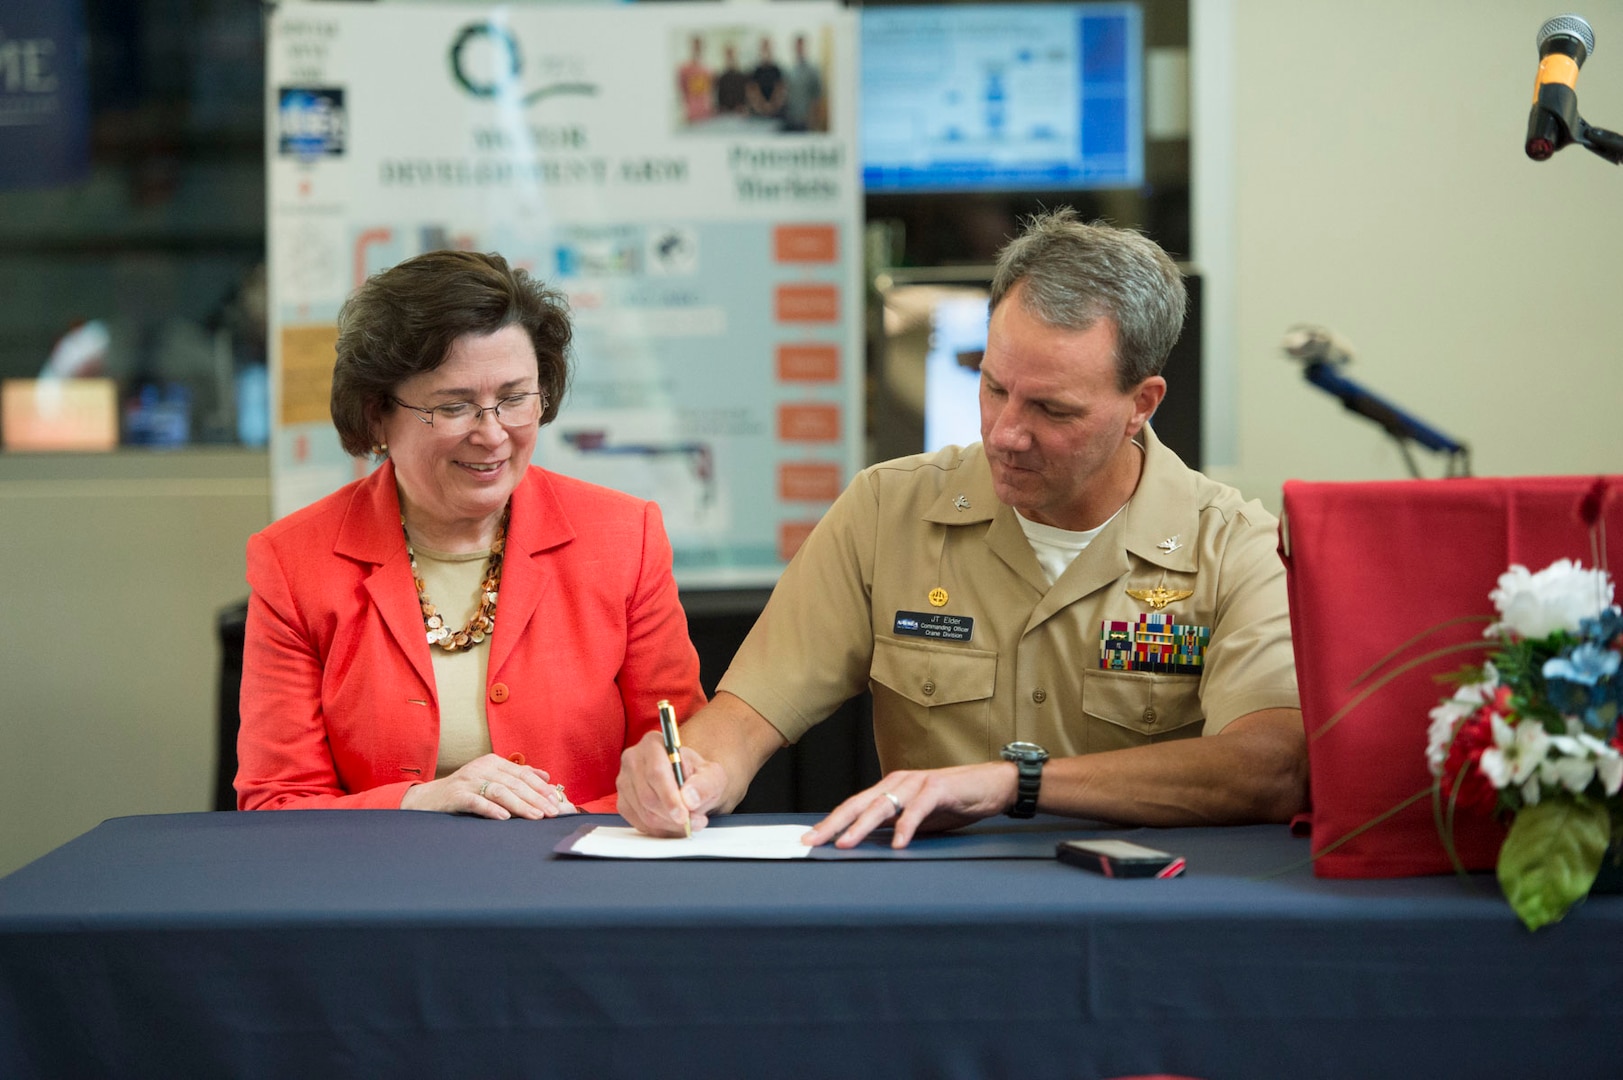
[1527, 14, 1596, 160]
[1281, 326, 1470, 462]
[1281, 325, 1354, 368]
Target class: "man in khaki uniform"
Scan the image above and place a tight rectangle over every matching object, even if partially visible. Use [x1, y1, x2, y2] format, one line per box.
[619, 209, 1306, 848]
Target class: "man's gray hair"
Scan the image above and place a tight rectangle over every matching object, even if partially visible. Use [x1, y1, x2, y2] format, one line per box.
[988, 208, 1187, 391]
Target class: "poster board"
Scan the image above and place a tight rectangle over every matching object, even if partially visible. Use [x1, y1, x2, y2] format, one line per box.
[266, 1, 860, 586]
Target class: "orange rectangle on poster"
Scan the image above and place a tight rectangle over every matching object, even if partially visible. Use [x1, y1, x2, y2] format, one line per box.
[774, 284, 840, 324]
[778, 462, 843, 502]
[775, 344, 840, 383]
[1, 378, 118, 451]
[280, 324, 340, 426]
[773, 225, 839, 263]
[777, 404, 841, 443]
[778, 521, 819, 562]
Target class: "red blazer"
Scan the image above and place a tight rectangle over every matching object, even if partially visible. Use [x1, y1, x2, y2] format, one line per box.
[237, 462, 706, 813]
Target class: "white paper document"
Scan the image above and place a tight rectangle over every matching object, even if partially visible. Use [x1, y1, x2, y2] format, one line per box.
[565, 824, 815, 860]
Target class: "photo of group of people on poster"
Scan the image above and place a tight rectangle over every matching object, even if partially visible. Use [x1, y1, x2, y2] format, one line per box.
[673, 26, 831, 135]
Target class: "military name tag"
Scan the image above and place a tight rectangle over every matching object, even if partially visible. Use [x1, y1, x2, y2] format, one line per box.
[894, 610, 974, 642]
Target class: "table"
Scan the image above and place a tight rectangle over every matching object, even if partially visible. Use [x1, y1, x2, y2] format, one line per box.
[3, 811, 1621, 1079]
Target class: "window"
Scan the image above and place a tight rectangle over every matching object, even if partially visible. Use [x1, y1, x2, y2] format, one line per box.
[0, 0, 266, 450]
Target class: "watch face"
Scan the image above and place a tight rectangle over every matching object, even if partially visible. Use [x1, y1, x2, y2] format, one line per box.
[1002, 740, 1048, 763]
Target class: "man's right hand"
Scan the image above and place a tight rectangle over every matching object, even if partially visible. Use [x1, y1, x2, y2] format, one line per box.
[617, 693, 789, 836]
[616, 729, 727, 836]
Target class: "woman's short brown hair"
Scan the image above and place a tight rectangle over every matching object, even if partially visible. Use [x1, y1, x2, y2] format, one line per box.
[330, 250, 571, 457]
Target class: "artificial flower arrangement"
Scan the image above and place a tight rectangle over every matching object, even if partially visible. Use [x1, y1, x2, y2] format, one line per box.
[1426, 559, 1623, 930]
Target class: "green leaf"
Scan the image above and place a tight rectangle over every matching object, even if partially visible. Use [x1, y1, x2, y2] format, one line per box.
[1498, 800, 1612, 931]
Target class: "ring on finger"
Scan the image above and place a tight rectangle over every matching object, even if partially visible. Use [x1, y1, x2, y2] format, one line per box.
[882, 790, 903, 817]
[478, 780, 491, 798]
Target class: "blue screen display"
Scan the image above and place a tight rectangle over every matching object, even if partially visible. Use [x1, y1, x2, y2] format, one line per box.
[861, 3, 1143, 193]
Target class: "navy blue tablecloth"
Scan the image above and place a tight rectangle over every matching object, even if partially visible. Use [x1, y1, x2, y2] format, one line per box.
[2, 811, 1621, 1079]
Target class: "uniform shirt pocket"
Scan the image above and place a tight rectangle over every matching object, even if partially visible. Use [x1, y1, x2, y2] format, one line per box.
[869, 636, 999, 769]
[871, 636, 997, 705]
[1082, 670, 1203, 748]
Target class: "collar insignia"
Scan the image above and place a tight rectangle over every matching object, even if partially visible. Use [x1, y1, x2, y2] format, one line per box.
[1158, 535, 1182, 554]
[953, 494, 971, 511]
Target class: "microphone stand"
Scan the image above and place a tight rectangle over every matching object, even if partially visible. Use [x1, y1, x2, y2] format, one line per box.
[1299, 362, 1472, 479]
[1529, 82, 1623, 164]
[1575, 118, 1623, 165]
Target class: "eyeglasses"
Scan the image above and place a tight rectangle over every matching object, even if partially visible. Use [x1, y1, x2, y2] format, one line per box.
[389, 391, 547, 435]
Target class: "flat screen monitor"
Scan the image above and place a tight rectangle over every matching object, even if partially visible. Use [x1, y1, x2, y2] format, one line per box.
[860, 3, 1144, 194]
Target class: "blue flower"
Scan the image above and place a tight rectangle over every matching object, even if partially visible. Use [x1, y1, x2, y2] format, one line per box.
[1544, 643, 1623, 733]
[1545, 643, 1622, 687]
[1579, 606, 1623, 646]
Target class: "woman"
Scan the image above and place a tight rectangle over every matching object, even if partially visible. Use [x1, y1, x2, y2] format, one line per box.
[237, 250, 706, 817]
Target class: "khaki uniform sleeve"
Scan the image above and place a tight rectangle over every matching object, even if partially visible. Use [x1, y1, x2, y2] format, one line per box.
[1197, 502, 1300, 733]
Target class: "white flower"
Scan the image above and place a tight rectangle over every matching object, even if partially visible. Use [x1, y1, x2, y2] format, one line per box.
[1518, 732, 1623, 801]
[1549, 733, 1582, 755]
[1539, 750, 1596, 796]
[1487, 560, 1614, 640]
[1425, 711, 1458, 778]
[1594, 743, 1623, 797]
[1424, 667, 1499, 776]
[1479, 716, 1550, 790]
[1571, 732, 1623, 797]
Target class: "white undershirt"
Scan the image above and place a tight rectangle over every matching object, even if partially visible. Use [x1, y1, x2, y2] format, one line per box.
[1015, 504, 1125, 585]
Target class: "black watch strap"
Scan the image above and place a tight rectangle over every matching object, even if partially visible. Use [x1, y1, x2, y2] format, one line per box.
[1009, 757, 1043, 818]
[1002, 741, 1047, 819]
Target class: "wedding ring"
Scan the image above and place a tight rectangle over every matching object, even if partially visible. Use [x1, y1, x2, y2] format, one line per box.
[478, 780, 491, 798]
[882, 791, 903, 817]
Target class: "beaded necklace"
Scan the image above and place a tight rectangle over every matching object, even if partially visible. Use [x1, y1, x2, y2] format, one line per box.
[403, 503, 508, 653]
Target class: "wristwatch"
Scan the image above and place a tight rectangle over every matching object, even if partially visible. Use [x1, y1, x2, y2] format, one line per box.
[1000, 741, 1049, 819]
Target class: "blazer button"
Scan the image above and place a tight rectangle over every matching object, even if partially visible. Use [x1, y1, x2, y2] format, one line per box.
[1031, 688, 1047, 704]
[507, 752, 526, 766]
[489, 682, 510, 704]
[922, 680, 936, 696]
[1143, 707, 1157, 725]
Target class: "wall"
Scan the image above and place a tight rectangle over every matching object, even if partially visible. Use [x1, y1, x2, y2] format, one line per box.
[0, 452, 270, 876]
[1220, 0, 1623, 504]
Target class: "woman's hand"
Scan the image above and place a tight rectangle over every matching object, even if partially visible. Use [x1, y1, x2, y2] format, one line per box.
[399, 753, 575, 820]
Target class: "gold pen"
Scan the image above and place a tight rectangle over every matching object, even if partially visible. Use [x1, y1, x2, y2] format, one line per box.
[657, 699, 691, 837]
